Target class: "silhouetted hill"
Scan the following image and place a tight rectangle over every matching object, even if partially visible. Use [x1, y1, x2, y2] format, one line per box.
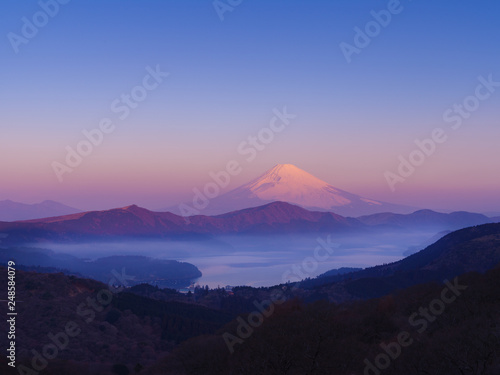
[302, 223, 500, 301]
[316, 267, 362, 278]
[0, 248, 201, 288]
[154, 266, 500, 375]
[0, 268, 232, 374]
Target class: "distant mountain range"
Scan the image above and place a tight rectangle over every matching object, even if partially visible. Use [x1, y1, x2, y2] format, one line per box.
[0, 201, 492, 245]
[163, 164, 417, 216]
[357, 209, 492, 231]
[4, 165, 497, 222]
[0, 199, 81, 221]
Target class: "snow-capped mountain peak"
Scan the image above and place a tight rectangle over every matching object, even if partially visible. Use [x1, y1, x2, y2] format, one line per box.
[164, 163, 416, 216]
[247, 164, 328, 190]
[242, 164, 352, 208]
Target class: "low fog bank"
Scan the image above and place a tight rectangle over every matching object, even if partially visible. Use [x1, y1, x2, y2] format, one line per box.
[5, 228, 445, 287]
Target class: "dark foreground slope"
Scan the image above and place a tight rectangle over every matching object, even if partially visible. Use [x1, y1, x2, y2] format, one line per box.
[3, 266, 499, 375]
[153, 266, 500, 375]
[0, 269, 232, 375]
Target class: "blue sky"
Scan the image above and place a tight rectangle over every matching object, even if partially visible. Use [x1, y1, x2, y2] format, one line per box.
[1, 0, 499, 212]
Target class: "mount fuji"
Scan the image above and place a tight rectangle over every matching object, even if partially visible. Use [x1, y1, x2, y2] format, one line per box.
[169, 164, 416, 217]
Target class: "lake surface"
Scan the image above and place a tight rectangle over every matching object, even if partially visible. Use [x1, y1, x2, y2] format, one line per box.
[43, 229, 439, 288]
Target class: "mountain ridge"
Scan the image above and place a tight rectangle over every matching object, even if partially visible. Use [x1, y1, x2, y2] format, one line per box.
[0, 201, 492, 245]
[0, 199, 82, 221]
[0, 202, 365, 244]
[357, 209, 492, 231]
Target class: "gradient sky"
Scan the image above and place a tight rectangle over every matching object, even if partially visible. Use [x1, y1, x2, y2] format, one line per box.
[1, 0, 499, 213]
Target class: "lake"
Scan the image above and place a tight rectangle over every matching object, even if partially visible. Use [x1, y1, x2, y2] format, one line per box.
[42, 229, 439, 288]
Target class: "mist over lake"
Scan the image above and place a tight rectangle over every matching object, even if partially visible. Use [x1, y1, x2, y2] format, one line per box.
[39, 229, 439, 287]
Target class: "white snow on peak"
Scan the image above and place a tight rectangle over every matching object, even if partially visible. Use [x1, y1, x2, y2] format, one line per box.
[360, 198, 383, 206]
[240, 164, 352, 208]
[249, 164, 328, 190]
[166, 162, 412, 216]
